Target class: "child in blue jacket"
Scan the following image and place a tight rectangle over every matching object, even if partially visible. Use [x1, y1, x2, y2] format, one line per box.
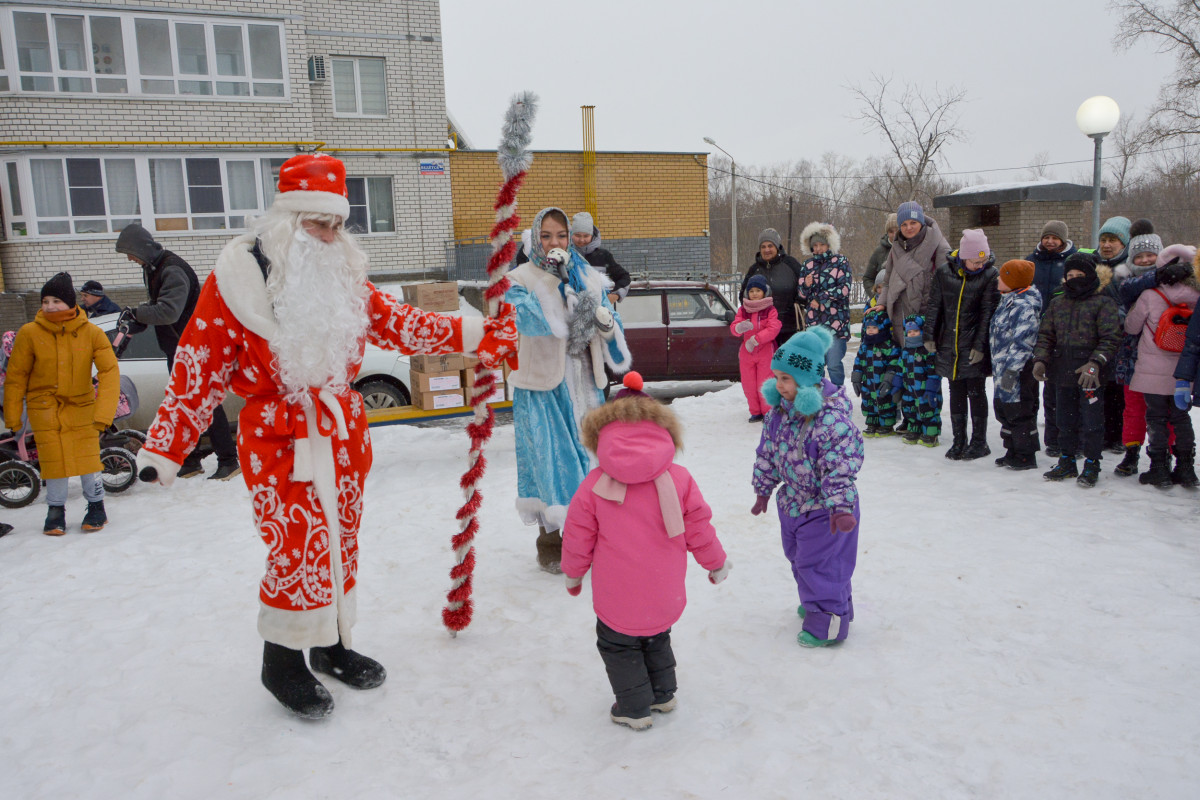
[989, 260, 1043, 470]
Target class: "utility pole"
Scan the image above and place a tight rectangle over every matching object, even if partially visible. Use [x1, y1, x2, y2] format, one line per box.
[786, 197, 794, 254]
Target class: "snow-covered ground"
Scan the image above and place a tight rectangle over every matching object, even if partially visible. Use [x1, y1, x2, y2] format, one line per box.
[2, 384, 1198, 799]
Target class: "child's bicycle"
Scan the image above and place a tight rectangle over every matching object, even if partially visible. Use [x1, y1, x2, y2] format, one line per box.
[0, 376, 143, 509]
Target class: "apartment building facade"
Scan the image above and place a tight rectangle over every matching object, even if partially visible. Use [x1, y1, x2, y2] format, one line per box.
[0, 0, 453, 324]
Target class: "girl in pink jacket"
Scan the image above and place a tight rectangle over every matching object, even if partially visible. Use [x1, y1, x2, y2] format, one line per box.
[1125, 244, 1200, 488]
[732, 275, 783, 422]
[562, 371, 730, 730]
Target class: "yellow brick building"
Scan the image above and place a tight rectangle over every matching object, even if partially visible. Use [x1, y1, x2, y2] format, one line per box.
[449, 150, 711, 279]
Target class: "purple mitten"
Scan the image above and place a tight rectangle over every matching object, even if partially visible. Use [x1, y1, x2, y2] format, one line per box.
[829, 511, 856, 534]
[751, 496, 769, 516]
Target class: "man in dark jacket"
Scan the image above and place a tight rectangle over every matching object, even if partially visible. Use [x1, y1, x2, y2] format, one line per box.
[78, 280, 122, 317]
[1026, 220, 1078, 458]
[1032, 252, 1122, 487]
[114, 223, 240, 481]
[739, 228, 805, 348]
[570, 212, 631, 304]
[861, 213, 898, 300]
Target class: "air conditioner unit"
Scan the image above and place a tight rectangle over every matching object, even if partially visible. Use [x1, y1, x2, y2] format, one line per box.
[308, 55, 327, 82]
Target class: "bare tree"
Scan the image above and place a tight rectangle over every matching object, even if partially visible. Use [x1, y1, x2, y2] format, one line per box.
[1023, 151, 1053, 180]
[1106, 115, 1146, 193]
[1113, 0, 1200, 144]
[847, 74, 968, 203]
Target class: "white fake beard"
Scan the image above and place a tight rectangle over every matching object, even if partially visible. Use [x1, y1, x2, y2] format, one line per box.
[267, 229, 370, 405]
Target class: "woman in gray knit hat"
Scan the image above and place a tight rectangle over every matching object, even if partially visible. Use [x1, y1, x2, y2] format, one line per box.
[738, 228, 805, 347]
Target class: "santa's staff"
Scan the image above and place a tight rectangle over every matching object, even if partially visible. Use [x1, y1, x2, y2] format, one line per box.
[443, 93, 538, 634]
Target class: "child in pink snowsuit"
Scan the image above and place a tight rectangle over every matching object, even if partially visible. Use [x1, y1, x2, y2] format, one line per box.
[732, 275, 782, 422]
[562, 371, 730, 730]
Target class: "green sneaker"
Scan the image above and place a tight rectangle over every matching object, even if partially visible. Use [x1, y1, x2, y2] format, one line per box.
[797, 631, 839, 648]
[796, 605, 807, 619]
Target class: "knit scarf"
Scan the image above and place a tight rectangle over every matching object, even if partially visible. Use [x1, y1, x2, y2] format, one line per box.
[741, 296, 774, 314]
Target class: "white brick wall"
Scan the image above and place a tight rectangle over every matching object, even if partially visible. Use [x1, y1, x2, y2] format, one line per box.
[0, 0, 452, 311]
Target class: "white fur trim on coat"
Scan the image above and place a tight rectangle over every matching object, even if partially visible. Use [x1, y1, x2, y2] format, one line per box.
[135, 447, 181, 488]
[799, 221, 842, 258]
[272, 190, 351, 221]
[213, 234, 279, 342]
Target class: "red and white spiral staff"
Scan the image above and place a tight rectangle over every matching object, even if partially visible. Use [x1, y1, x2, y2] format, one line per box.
[443, 92, 538, 634]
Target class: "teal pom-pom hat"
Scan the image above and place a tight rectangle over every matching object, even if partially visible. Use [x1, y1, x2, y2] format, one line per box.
[761, 326, 834, 415]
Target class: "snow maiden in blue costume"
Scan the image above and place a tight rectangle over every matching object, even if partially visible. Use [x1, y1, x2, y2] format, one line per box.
[505, 207, 632, 572]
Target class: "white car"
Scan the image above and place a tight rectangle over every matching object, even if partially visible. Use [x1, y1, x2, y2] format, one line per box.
[94, 313, 413, 431]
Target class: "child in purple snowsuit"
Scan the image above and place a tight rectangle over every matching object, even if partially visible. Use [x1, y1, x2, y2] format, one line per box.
[751, 326, 865, 647]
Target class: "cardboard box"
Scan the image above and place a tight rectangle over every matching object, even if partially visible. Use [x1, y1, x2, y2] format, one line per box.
[410, 368, 462, 393]
[410, 352, 465, 373]
[413, 389, 465, 411]
[462, 367, 505, 404]
[402, 281, 459, 312]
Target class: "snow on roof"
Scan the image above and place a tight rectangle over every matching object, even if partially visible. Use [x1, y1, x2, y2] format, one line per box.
[951, 179, 1059, 195]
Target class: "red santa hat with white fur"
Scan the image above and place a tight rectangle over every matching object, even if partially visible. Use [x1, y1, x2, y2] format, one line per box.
[272, 153, 351, 219]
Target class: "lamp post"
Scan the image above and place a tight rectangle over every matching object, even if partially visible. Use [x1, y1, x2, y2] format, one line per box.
[704, 136, 737, 270]
[1075, 96, 1120, 249]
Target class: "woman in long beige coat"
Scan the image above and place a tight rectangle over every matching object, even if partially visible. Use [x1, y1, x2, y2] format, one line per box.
[4, 273, 119, 535]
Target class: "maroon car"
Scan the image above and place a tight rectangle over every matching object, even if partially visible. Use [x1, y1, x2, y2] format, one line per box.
[611, 281, 742, 383]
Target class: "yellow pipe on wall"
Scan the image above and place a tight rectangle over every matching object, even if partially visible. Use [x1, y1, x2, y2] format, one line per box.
[0, 140, 327, 149]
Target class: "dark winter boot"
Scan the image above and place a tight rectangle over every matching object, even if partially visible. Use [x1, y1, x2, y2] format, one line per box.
[81, 500, 107, 532]
[995, 449, 1014, 467]
[1138, 450, 1174, 489]
[1006, 452, 1038, 471]
[1113, 445, 1140, 477]
[261, 641, 334, 719]
[43, 505, 66, 536]
[208, 459, 242, 481]
[1170, 446, 1199, 488]
[1076, 458, 1102, 488]
[1043, 455, 1079, 482]
[1045, 444, 1062, 458]
[309, 639, 386, 689]
[945, 414, 968, 460]
[961, 415, 992, 460]
[536, 526, 562, 574]
[0, 522, 12, 538]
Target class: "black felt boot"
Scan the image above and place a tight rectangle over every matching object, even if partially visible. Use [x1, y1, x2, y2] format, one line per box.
[945, 414, 968, 460]
[309, 639, 387, 689]
[961, 414, 992, 460]
[1113, 445, 1140, 477]
[1171, 446, 1198, 488]
[261, 641, 334, 719]
[1138, 450, 1174, 489]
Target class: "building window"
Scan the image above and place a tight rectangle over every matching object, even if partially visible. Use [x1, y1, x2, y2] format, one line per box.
[0, 7, 287, 99]
[3, 153, 292, 238]
[330, 57, 386, 117]
[345, 177, 394, 234]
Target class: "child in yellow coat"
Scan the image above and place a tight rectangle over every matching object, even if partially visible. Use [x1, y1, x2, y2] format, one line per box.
[4, 273, 119, 535]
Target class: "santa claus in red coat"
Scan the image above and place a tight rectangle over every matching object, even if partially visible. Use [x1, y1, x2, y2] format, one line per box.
[136, 153, 517, 718]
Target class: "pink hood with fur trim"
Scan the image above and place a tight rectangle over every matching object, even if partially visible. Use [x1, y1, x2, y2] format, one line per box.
[561, 420, 726, 637]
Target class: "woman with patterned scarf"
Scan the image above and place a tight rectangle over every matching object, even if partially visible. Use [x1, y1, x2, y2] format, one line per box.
[505, 207, 633, 572]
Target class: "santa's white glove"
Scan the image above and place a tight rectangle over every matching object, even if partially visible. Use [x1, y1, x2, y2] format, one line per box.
[708, 559, 732, 585]
[744, 336, 759, 353]
[734, 320, 753, 334]
[594, 305, 616, 340]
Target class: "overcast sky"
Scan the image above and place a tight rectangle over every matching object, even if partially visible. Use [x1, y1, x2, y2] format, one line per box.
[440, 0, 1173, 187]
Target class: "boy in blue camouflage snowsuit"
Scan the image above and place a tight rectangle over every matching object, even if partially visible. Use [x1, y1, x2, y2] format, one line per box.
[899, 314, 942, 444]
[751, 326, 865, 648]
[851, 305, 901, 436]
[989, 260, 1043, 470]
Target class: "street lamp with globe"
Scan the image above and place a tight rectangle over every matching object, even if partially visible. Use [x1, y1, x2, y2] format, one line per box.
[1075, 96, 1120, 248]
[704, 136, 738, 270]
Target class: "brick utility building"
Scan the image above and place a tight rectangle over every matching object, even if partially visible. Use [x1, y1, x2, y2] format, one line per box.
[449, 150, 712, 280]
[933, 181, 1104, 264]
[0, 0, 454, 327]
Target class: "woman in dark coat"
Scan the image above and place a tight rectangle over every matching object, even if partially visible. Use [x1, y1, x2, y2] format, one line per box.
[739, 228, 805, 348]
[923, 229, 1000, 460]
